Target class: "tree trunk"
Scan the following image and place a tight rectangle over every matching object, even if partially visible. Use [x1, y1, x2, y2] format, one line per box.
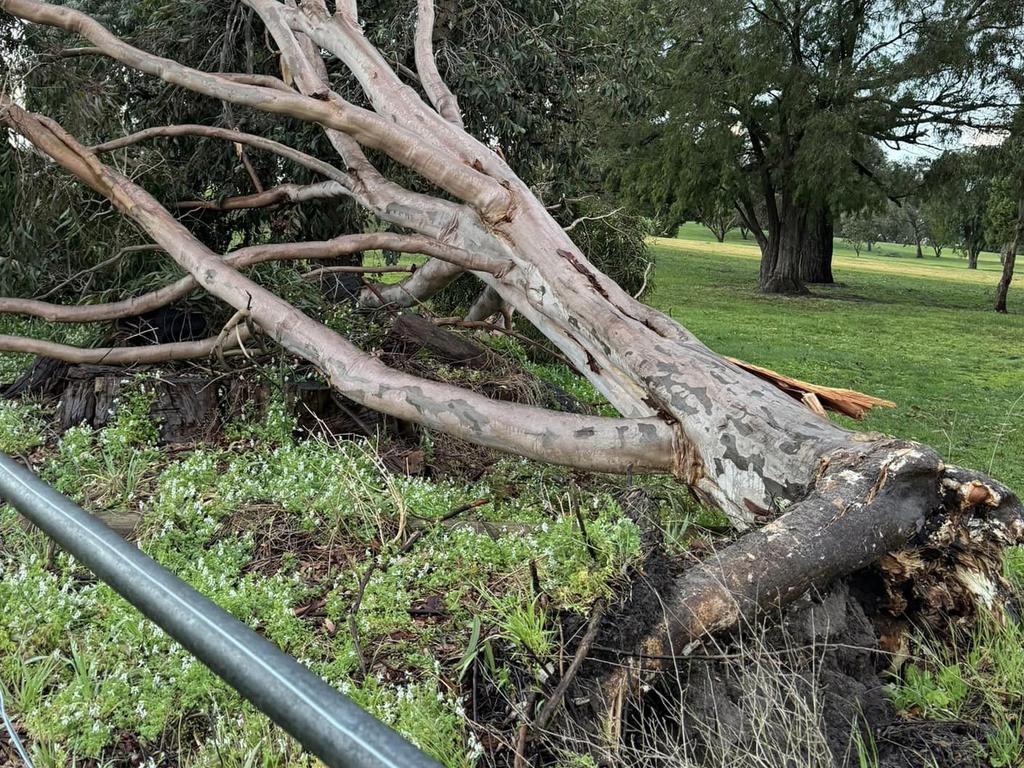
[967, 246, 980, 270]
[760, 196, 809, 294]
[915, 239, 923, 258]
[800, 209, 834, 283]
[995, 200, 1023, 313]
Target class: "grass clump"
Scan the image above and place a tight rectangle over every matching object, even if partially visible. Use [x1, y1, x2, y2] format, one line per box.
[887, 614, 1024, 766]
[0, 399, 46, 454]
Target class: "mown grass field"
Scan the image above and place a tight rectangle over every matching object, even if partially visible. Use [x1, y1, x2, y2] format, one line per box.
[651, 223, 1024, 492]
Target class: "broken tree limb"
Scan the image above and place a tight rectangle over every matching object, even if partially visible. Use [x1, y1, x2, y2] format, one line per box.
[725, 356, 896, 419]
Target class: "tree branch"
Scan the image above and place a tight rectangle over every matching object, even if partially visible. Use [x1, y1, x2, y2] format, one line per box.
[0, 327, 251, 365]
[1, 98, 676, 475]
[414, 0, 464, 127]
[0, 233, 512, 322]
[91, 123, 351, 184]
[2, 0, 511, 220]
[174, 180, 347, 211]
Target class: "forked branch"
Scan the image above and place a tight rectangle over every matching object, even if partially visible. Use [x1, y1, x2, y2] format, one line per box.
[0, 98, 676, 475]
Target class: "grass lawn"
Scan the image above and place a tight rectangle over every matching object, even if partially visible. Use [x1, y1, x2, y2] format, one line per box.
[650, 223, 1024, 492]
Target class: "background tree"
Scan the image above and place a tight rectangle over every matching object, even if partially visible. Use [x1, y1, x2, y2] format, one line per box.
[924, 148, 996, 269]
[696, 188, 738, 242]
[839, 214, 879, 256]
[605, 0, 1023, 293]
[988, 111, 1024, 312]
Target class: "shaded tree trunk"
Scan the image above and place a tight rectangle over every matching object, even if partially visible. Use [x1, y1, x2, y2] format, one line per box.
[760, 200, 807, 293]
[967, 246, 981, 269]
[800, 209, 834, 283]
[916, 240, 923, 258]
[760, 196, 833, 293]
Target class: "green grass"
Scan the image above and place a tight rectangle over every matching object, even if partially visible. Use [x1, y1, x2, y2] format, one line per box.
[652, 224, 1024, 491]
[0, 379, 641, 767]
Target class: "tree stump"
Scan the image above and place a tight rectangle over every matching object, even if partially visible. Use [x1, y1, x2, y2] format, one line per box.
[58, 366, 219, 444]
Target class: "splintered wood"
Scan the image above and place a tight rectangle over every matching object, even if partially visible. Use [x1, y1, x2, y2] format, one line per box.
[726, 357, 896, 420]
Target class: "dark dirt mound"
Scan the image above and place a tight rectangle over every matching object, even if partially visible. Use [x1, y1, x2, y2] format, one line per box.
[555, 579, 987, 767]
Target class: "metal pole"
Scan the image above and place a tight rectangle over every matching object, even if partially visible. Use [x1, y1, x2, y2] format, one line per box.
[0, 454, 442, 768]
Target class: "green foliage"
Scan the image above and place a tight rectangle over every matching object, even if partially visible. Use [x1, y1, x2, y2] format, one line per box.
[604, 0, 1022, 285]
[924, 148, 999, 261]
[0, 367, 646, 766]
[888, 663, 970, 718]
[887, 613, 1024, 766]
[43, 381, 160, 509]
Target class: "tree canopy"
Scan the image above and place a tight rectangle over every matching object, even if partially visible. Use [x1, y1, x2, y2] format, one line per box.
[606, 0, 1024, 292]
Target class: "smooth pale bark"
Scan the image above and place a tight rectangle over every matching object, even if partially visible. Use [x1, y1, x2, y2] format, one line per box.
[1, 0, 512, 221]
[91, 124, 350, 184]
[174, 181, 347, 211]
[0, 329, 250, 364]
[413, 0, 464, 127]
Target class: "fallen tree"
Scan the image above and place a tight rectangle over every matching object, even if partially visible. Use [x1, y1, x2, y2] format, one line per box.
[1, 0, 1021, 749]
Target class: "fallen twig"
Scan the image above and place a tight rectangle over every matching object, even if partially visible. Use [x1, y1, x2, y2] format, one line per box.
[533, 598, 607, 732]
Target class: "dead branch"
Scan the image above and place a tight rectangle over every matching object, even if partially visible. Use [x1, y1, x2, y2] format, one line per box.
[563, 207, 623, 233]
[534, 599, 607, 732]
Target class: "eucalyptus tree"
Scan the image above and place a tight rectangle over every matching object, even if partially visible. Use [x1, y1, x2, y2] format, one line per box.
[1, 0, 1021, 739]
[0, 0, 647, 301]
[608, 0, 1023, 293]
